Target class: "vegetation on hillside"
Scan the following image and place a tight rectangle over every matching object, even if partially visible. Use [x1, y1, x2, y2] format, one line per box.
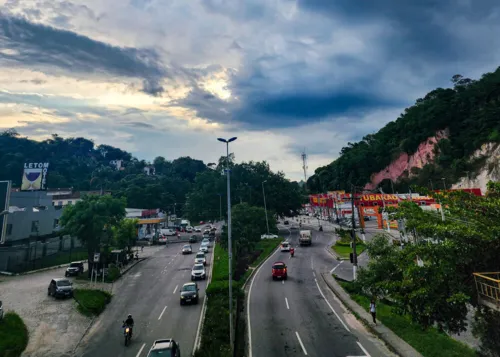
[308, 68, 500, 193]
[0, 130, 207, 215]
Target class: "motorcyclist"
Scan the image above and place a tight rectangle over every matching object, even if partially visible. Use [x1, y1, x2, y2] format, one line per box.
[290, 247, 295, 257]
[124, 314, 134, 336]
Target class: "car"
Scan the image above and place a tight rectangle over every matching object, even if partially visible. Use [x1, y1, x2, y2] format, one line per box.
[261, 233, 278, 239]
[199, 244, 209, 254]
[210, 226, 217, 232]
[48, 278, 74, 298]
[0, 300, 4, 320]
[280, 241, 291, 252]
[194, 252, 206, 265]
[186, 226, 193, 233]
[180, 282, 199, 305]
[146, 338, 181, 357]
[191, 264, 206, 280]
[201, 238, 211, 247]
[195, 228, 201, 233]
[161, 229, 177, 236]
[65, 261, 84, 277]
[189, 235, 198, 243]
[199, 221, 205, 225]
[182, 244, 192, 254]
[272, 262, 288, 280]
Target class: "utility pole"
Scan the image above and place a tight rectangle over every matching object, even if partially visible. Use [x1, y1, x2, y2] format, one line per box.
[390, 180, 395, 194]
[350, 185, 358, 280]
[380, 188, 390, 232]
[217, 136, 237, 352]
[218, 193, 222, 222]
[262, 180, 270, 235]
[301, 150, 308, 191]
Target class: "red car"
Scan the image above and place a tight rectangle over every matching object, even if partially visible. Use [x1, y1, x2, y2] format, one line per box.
[272, 262, 288, 280]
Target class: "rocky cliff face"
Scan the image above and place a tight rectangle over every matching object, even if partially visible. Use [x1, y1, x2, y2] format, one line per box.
[452, 143, 500, 194]
[364, 130, 448, 190]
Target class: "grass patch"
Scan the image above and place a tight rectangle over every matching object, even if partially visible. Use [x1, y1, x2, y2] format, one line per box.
[252, 238, 281, 267]
[332, 243, 366, 259]
[0, 312, 29, 357]
[211, 244, 229, 282]
[338, 280, 476, 357]
[73, 289, 112, 317]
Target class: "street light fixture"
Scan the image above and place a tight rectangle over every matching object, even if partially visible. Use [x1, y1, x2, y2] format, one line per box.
[217, 136, 237, 351]
[0, 210, 8, 217]
[262, 180, 270, 235]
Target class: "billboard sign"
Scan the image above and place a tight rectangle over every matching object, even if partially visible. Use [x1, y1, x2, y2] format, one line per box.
[21, 162, 49, 191]
[0, 181, 11, 244]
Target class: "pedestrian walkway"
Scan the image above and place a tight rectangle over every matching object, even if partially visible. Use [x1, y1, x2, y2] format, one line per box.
[321, 272, 423, 357]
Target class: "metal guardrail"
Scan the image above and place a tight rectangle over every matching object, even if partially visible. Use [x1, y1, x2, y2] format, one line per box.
[474, 272, 500, 309]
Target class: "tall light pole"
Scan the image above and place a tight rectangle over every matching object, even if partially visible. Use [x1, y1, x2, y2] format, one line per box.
[217, 193, 222, 222]
[262, 180, 270, 235]
[217, 136, 237, 352]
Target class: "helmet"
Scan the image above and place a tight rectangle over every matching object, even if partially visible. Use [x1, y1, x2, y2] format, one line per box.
[127, 314, 132, 319]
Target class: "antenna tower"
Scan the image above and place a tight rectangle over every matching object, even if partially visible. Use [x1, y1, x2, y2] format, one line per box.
[301, 150, 308, 190]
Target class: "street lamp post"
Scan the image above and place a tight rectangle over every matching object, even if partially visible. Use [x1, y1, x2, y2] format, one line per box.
[262, 180, 270, 235]
[218, 193, 222, 222]
[217, 136, 237, 352]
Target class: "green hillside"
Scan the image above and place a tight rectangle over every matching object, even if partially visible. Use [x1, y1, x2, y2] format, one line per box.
[308, 68, 500, 193]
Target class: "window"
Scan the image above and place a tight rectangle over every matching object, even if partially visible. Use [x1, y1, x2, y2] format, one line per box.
[53, 219, 59, 229]
[6, 224, 12, 236]
[31, 221, 39, 233]
[58, 201, 63, 206]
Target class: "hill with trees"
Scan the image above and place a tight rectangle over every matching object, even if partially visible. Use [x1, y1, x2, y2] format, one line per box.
[308, 66, 500, 193]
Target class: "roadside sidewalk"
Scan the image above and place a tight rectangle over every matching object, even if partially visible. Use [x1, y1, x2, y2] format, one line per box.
[321, 273, 423, 357]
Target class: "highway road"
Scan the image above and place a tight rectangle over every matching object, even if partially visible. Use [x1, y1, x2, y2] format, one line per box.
[75, 226, 215, 357]
[247, 224, 395, 357]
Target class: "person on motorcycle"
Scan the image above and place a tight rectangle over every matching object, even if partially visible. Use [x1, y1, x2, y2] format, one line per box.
[124, 314, 134, 336]
[290, 247, 295, 257]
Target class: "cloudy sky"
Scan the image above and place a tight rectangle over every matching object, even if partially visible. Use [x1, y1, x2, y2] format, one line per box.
[1, 0, 500, 180]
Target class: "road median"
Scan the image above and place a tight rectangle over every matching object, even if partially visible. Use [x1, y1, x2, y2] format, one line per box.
[73, 289, 112, 317]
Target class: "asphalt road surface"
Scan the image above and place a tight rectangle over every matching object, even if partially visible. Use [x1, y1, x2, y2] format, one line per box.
[248, 224, 395, 357]
[75, 234, 214, 357]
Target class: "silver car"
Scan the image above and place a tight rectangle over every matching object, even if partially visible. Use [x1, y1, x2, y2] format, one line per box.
[194, 252, 206, 265]
[199, 244, 209, 253]
[191, 264, 206, 280]
[182, 244, 193, 254]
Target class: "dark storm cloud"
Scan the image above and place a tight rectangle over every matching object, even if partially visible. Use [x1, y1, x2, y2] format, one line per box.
[0, 14, 167, 94]
[120, 121, 156, 129]
[298, 0, 500, 63]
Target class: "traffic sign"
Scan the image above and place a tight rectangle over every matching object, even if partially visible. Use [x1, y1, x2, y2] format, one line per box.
[93, 253, 101, 263]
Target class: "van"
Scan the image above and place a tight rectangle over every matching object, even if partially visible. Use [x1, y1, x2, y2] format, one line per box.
[161, 229, 177, 236]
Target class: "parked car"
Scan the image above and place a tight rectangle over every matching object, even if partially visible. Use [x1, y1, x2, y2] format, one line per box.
[147, 338, 181, 357]
[272, 262, 288, 280]
[65, 262, 84, 277]
[194, 252, 206, 265]
[182, 245, 192, 254]
[180, 282, 199, 305]
[261, 233, 278, 239]
[191, 264, 206, 280]
[48, 278, 74, 298]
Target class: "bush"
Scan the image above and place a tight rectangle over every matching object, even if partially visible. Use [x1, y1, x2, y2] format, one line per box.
[0, 312, 29, 357]
[73, 289, 112, 317]
[105, 264, 121, 282]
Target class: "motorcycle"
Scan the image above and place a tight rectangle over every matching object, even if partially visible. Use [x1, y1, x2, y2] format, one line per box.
[122, 322, 133, 346]
[290, 248, 295, 258]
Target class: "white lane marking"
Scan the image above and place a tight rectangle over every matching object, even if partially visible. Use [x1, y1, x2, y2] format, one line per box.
[158, 306, 167, 320]
[314, 278, 351, 332]
[311, 257, 314, 269]
[285, 297, 290, 310]
[282, 280, 284, 285]
[135, 343, 146, 357]
[357, 342, 371, 357]
[330, 260, 344, 273]
[248, 244, 281, 357]
[173, 285, 178, 294]
[312, 271, 316, 278]
[295, 331, 308, 355]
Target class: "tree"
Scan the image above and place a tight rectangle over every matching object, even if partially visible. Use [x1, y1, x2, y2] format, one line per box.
[59, 194, 126, 276]
[113, 218, 139, 252]
[220, 203, 277, 261]
[357, 182, 500, 348]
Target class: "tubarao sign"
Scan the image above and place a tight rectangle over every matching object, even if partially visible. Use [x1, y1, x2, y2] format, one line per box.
[21, 162, 49, 191]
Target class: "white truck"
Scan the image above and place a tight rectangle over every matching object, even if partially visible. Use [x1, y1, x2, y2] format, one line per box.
[299, 230, 312, 246]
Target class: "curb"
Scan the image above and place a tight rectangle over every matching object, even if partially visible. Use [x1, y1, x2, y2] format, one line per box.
[320, 273, 423, 357]
[0, 259, 88, 276]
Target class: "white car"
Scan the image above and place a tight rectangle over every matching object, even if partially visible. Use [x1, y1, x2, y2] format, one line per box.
[195, 252, 206, 265]
[195, 228, 201, 232]
[161, 229, 177, 236]
[186, 226, 194, 233]
[280, 241, 291, 252]
[201, 238, 211, 247]
[261, 233, 278, 239]
[199, 244, 209, 253]
[191, 264, 206, 280]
